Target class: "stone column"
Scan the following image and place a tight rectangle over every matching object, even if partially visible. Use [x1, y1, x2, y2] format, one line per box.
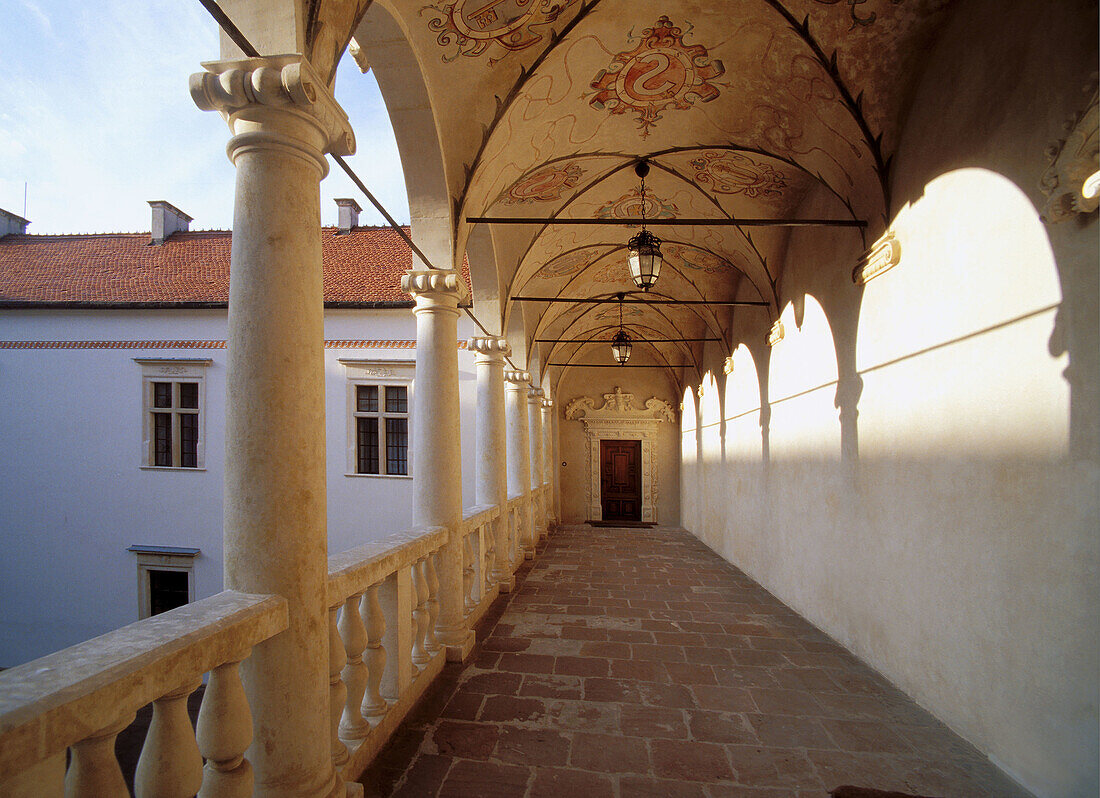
[402, 269, 474, 661]
[541, 398, 557, 527]
[528, 388, 547, 543]
[468, 336, 512, 591]
[505, 371, 534, 559]
[191, 56, 353, 798]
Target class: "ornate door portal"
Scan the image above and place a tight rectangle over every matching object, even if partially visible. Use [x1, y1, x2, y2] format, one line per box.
[564, 387, 676, 523]
[600, 439, 642, 521]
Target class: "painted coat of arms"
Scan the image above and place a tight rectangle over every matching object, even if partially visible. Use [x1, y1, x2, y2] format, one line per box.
[499, 162, 585, 204]
[690, 151, 787, 198]
[423, 0, 578, 63]
[589, 16, 725, 137]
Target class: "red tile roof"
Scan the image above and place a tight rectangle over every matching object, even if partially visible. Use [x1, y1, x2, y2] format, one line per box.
[0, 227, 470, 306]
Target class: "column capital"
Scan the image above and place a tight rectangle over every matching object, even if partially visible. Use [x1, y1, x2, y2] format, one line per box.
[467, 336, 511, 361]
[402, 269, 470, 307]
[505, 370, 531, 386]
[541, 398, 554, 410]
[527, 387, 544, 402]
[190, 55, 355, 163]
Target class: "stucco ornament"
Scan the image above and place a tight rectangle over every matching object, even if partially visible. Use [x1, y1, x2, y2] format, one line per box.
[589, 16, 725, 137]
[1039, 81, 1099, 223]
[564, 387, 675, 523]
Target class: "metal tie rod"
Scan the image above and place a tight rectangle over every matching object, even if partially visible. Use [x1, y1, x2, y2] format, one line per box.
[547, 363, 694, 368]
[536, 337, 719, 343]
[468, 216, 866, 228]
[514, 296, 769, 306]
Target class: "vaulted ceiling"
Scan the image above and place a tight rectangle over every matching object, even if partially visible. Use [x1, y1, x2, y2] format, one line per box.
[347, 0, 954, 384]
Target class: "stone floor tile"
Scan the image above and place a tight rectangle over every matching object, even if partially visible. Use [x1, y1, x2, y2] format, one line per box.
[528, 767, 616, 798]
[518, 674, 584, 700]
[746, 713, 836, 750]
[687, 710, 760, 745]
[652, 739, 736, 782]
[611, 658, 670, 682]
[620, 704, 690, 739]
[389, 754, 452, 798]
[569, 731, 651, 773]
[823, 719, 916, 755]
[436, 759, 531, 797]
[619, 775, 709, 797]
[478, 695, 547, 724]
[440, 691, 483, 721]
[459, 670, 523, 695]
[726, 745, 825, 791]
[693, 684, 758, 713]
[429, 720, 499, 760]
[494, 726, 571, 767]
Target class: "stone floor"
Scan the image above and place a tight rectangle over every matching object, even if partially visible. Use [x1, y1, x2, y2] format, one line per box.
[359, 525, 1033, 798]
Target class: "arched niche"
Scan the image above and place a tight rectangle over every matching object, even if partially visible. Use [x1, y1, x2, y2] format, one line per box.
[857, 167, 1068, 456]
[768, 296, 841, 461]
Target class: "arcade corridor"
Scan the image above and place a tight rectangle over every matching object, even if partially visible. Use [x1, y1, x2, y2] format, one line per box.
[361, 525, 1031, 797]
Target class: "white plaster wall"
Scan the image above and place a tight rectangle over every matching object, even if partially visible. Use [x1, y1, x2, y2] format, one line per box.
[556, 367, 681, 526]
[0, 308, 479, 666]
[679, 3, 1099, 795]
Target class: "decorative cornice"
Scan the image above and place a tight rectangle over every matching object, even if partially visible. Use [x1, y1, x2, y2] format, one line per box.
[401, 269, 471, 305]
[190, 55, 355, 157]
[467, 336, 511, 360]
[505, 370, 531, 385]
[564, 386, 676, 422]
[1040, 80, 1099, 223]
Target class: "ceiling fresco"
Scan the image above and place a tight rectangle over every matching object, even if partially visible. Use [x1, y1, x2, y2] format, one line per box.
[357, 0, 956, 382]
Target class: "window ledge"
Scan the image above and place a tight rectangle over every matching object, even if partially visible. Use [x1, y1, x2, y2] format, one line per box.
[140, 466, 208, 472]
[344, 473, 413, 480]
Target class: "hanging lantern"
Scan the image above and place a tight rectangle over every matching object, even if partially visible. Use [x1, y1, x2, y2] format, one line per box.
[627, 228, 663, 290]
[626, 160, 663, 291]
[611, 328, 632, 364]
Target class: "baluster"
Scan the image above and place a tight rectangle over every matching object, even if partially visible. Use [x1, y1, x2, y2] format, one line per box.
[328, 603, 349, 767]
[66, 713, 133, 798]
[197, 657, 253, 798]
[134, 679, 203, 798]
[484, 517, 497, 591]
[360, 581, 388, 718]
[462, 532, 476, 613]
[379, 569, 413, 699]
[411, 558, 429, 668]
[423, 553, 441, 655]
[339, 592, 369, 741]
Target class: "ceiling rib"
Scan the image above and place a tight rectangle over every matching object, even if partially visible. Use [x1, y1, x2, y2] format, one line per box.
[536, 337, 719, 343]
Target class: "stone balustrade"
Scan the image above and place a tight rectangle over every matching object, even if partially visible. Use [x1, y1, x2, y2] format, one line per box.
[0, 485, 557, 794]
[0, 590, 288, 798]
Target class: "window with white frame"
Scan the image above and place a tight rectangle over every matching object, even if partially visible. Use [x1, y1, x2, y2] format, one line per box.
[135, 359, 211, 469]
[340, 359, 414, 477]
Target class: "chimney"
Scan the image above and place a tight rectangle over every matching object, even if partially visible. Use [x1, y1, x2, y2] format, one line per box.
[148, 201, 192, 245]
[0, 208, 30, 237]
[335, 198, 361, 234]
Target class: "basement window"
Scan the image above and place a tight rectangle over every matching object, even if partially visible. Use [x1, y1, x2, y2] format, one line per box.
[128, 545, 200, 619]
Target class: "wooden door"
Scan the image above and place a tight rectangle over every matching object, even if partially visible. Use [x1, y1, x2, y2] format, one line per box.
[600, 439, 642, 522]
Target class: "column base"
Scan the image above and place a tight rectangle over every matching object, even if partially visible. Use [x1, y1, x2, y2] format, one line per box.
[523, 548, 535, 560]
[342, 782, 364, 798]
[497, 575, 516, 593]
[444, 629, 476, 661]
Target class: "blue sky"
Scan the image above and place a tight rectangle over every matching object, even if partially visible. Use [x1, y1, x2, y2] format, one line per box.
[0, 1, 409, 234]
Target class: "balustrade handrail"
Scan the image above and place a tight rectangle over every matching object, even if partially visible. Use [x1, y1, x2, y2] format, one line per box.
[327, 525, 448, 606]
[0, 589, 288, 780]
[460, 503, 500, 533]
